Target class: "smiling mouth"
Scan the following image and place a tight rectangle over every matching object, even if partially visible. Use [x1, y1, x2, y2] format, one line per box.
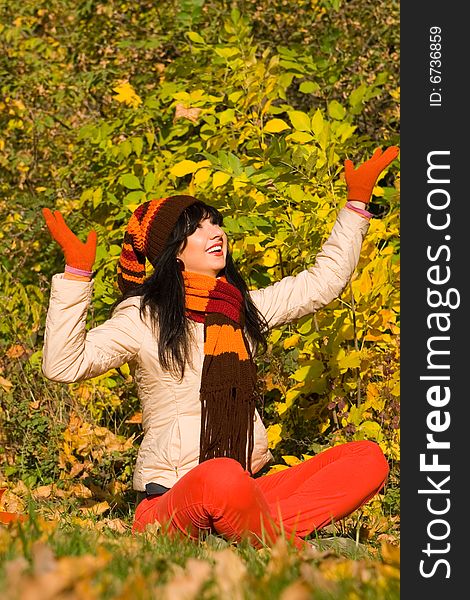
[206, 244, 223, 255]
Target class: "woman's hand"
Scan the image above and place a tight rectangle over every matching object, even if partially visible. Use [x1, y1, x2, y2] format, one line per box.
[345, 146, 399, 205]
[42, 208, 97, 278]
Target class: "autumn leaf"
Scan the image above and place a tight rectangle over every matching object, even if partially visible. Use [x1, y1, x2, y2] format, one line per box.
[112, 80, 142, 108]
[79, 500, 110, 517]
[212, 547, 247, 600]
[212, 171, 231, 189]
[6, 344, 28, 358]
[3, 543, 111, 600]
[263, 118, 290, 133]
[0, 375, 13, 392]
[174, 103, 202, 123]
[161, 557, 211, 600]
[0, 488, 27, 524]
[125, 411, 142, 424]
[170, 160, 199, 177]
[267, 423, 282, 449]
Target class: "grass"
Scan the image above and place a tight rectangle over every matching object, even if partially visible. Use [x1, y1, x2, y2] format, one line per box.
[0, 497, 400, 600]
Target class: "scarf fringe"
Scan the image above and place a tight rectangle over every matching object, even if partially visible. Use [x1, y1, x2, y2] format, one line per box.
[184, 271, 258, 474]
[199, 386, 255, 473]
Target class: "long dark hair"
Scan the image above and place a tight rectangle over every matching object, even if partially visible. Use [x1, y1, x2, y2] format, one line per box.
[113, 201, 269, 378]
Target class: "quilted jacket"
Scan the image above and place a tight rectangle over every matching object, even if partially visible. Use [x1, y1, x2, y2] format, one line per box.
[42, 207, 369, 491]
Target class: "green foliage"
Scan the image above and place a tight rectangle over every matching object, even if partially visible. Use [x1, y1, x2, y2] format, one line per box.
[0, 0, 400, 532]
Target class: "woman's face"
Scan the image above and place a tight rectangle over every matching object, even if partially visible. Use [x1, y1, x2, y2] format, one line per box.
[177, 217, 227, 277]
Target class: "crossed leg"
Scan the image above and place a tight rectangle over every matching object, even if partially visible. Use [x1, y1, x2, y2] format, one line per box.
[132, 441, 389, 549]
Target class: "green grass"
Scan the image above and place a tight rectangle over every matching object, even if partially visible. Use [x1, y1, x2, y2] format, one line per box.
[0, 499, 400, 600]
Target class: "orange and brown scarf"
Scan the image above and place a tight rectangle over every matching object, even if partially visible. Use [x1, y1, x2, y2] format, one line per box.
[183, 271, 257, 473]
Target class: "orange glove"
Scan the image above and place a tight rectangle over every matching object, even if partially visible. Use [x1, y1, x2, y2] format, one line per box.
[344, 146, 399, 204]
[42, 208, 97, 273]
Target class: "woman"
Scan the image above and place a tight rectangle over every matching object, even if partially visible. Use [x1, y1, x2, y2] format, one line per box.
[42, 145, 399, 550]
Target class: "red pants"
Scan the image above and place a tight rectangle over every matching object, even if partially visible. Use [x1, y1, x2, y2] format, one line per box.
[132, 440, 389, 549]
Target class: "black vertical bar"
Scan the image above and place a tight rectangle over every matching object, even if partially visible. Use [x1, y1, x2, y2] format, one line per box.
[401, 3, 465, 596]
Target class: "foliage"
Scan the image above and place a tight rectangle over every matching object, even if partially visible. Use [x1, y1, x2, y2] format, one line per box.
[0, 0, 400, 575]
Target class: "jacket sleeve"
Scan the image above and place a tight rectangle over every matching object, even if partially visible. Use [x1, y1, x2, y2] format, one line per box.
[249, 207, 369, 329]
[42, 274, 145, 383]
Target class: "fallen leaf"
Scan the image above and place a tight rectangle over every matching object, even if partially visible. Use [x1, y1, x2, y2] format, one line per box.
[0, 511, 27, 525]
[0, 489, 25, 513]
[69, 462, 88, 479]
[6, 344, 27, 358]
[68, 482, 93, 499]
[4, 556, 29, 592]
[140, 520, 162, 541]
[265, 537, 292, 576]
[279, 580, 311, 600]
[212, 547, 247, 600]
[381, 541, 400, 566]
[0, 375, 13, 392]
[11, 480, 29, 497]
[161, 558, 211, 600]
[32, 541, 56, 576]
[11, 546, 111, 600]
[98, 518, 130, 534]
[0, 488, 27, 523]
[79, 500, 110, 517]
[31, 485, 54, 500]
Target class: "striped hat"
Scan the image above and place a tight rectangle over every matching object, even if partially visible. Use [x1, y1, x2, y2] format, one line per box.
[117, 195, 198, 293]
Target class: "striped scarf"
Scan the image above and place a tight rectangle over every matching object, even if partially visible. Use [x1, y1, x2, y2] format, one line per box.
[183, 271, 257, 473]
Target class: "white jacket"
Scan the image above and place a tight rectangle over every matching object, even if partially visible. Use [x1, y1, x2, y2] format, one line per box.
[42, 207, 369, 490]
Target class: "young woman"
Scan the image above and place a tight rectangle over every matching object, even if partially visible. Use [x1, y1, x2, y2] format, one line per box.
[41, 145, 399, 550]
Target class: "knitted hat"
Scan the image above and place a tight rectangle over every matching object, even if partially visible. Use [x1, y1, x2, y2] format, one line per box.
[117, 195, 198, 293]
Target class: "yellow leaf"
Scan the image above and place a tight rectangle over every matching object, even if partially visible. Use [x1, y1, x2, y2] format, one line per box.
[365, 383, 386, 412]
[275, 401, 288, 415]
[261, 248, 278, 267]
[310, 109, 324, 135]
[263, 118, 290, 133]
[112, 81, 142, 108]
[283, 334, 300, 349]
[101, 518, 129, 534]
[212, 171, 231, 189]
[290, 361, 323, 382]
[267, 424, 282, 449]
[265, 464, 289, 475]
[358, 420, 383, 441]
[390, 379, 400, 397]
[269, 330, 283, 345]
[285, 387, 302, 408]
[194, 168, 211, 186]
[286, 131, 314, 144]
[217, 108, 236, 125]
[288, 110, 311, 132]
[170, 159, 198, 177]
[233, 177, 248, 191]
[348, 404, 365, 426]
[337, 350, 362, 373]
[282, 455, 301, 466]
